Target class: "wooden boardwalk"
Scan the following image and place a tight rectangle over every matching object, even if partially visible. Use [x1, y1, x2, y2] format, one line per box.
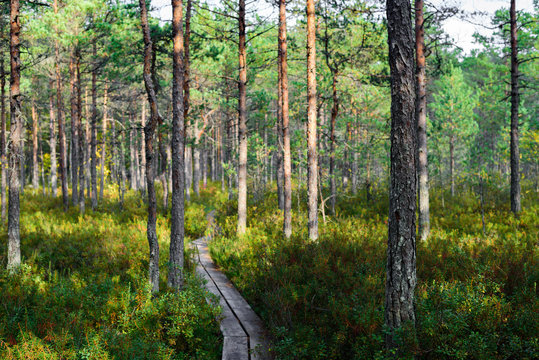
[193, 235, 272, 360]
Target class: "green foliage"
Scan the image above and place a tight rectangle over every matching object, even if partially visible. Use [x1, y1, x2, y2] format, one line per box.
[208, 185, 538, 359]
[0, 190, 222, 360]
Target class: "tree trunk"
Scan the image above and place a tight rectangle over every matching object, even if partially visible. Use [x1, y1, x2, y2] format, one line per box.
[510, 0, 521, 214]
[185, 145, 192, 201]
[169, 0, 186, 290]
[7, 0, 22, 270]
[385, 0, 417, 349]
[100, 82, 108, 200]
[140, 97, 146, 195]
[237, 0, 248, 235]
[55, 0, 68, 210]
[31, 100, 39, 189]
[0, 41, 6, 222]
[130, 112, 137, 190]
[306, 0, 318, 241]
[450, 135, 454, 197]
[140, 0, 161, 294]
[77, 55, 85, 213]
[415, 0, 429, 241]
[49, 79, 57, 197]
[69, 50, 79, 206]
[193, 145, 200, 196]
[279, 0, 292, 238]
[329, 72, 338, 215]
[91, 44, 98, 208]
[159, 132, 168, 209]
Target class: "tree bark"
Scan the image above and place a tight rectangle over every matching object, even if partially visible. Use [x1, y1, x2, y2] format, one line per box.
[99, 82, 108, 200]
[69, 49, 79, 206]
[329, 72, 338, 215]
[91, 44, 98, 208]
[55, 0, 68, 210]
[7, 0, 22, 270]
[0, 38, 6, 222]
[0, 43, 8, 224]
[185, 145, 192, 201]
[450, 135, 454, 197]
[237, 0, 248, 235]
[385, 0, 417, 349]
[130, 111, 137, 190]
[306, 0, 318, 241]
[49, 79, 57, 197]
[510, 0, 521, 214]
[415, 0, 429, 241]
[140, 0, 161, 294]
[31, 100, 39, 189]
[140, 96, 146, 195]
[77, 54, 85, 213]
[170, 0, 186, 291]
[279, 0, 292, 238]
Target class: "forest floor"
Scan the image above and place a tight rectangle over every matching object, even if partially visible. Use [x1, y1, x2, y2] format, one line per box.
[0, 183, 537, 360]
[0, 188, 222, 360]
[207, 183, 538, 360]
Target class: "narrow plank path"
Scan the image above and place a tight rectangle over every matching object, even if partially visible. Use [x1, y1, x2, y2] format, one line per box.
[193, 213, 272, 360]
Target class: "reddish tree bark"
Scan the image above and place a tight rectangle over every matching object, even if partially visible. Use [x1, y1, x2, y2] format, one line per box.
[279, 0, 292, 238]
[306, 0, 318, 241]
[237, 0, 248, 235]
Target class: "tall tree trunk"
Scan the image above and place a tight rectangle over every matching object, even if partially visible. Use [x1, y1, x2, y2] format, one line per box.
[140, 97, 146, 195]
[279, 0, 292, 238]
[306, 0, 318, 241]
[99, 82, 108, 200]
[193, 144, 200, 196]
[169, 0, 186, 290]
[55, 0, 68, 210]
[277, 47, 284, 211]
[185, 146, 192, 201]
[159, 132, 168, 209]
[385, 0, 417, 349]
[134, 129, 141, 191]
[49, 79, 57, 197]
[415, 0, 429, 241]
[450, 135, 454, 197]
[69, 50, 79, 206]
[237, 0, 248, 235]
[510, 0, 521, 214]
[91, 44, 98, 208]
[31, 100, 39, 189]
[7, 0, 22, 270]
[140, 0, 161, 294]
[130, 111, 137, 190]
[77, 56, 85, 213]
[329, 72, 338, 215]
[0, 40, 6, 222]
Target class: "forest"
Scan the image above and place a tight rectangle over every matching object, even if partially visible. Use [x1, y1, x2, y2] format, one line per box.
[0, 0, 537, 359]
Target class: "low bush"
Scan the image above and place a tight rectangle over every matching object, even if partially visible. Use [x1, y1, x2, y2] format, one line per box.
[209, 184, 538, 359]
[0, 187, 222, 360]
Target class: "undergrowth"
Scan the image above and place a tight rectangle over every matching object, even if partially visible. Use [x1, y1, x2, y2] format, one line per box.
[209, 183, 538, 359]
[0, 186, 222, 360]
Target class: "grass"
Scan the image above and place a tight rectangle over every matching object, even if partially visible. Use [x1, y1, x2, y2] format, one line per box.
[0, 186, 222, 360]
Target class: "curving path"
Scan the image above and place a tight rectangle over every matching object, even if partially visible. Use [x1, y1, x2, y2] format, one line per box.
[193, 213, 271, 360]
